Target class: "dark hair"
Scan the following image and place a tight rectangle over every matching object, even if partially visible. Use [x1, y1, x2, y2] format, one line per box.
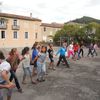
[49, 43, 53, 48]
[22, 47, 29, 56]
[0, 51, 5, 59]
[37, 46, 41, 50]
[41, 46, 47, 53]
[31, 42, 38, 49]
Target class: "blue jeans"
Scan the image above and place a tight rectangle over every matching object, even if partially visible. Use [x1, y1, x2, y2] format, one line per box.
[23, 67, 32, 77]
[37, 62, 45, 80]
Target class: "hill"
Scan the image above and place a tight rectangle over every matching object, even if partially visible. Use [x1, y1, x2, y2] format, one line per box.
[68, 16, 100, 24]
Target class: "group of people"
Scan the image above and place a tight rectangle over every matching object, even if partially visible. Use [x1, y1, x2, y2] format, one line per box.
[66, 41, 98, 60]
[0, 43, 55, 100]
[0, 41, 99, 100]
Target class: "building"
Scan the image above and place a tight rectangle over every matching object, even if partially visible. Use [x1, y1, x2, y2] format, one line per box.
[0, 13, 42, 48]
[41, 22, 63, 42]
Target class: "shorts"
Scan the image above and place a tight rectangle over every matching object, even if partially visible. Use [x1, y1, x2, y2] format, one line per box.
[34, 61, 37, 68]
[49, 56, 54, 63]
[0, 82, 12, 100]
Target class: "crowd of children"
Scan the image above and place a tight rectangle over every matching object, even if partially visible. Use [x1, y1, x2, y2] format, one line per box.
[0, 41, 99, 100]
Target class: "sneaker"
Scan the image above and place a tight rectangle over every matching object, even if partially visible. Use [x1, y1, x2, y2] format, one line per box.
[52, 67, 56, 70]
[31, 81, 37, 84]
[67, 65, 70, 68]
[22, 81, 26, 84]
[18, 88, 23, 93]
[37, 79, 42, 82]
[41, 79, 45, 82]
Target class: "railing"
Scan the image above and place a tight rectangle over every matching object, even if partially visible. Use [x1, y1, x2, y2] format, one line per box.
[0, 24, 7, 29]
[12, 25, 20, 30]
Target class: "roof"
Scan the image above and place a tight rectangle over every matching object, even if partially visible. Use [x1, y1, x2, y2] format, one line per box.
[0, 13, 41, 21]
[41, 22, 64, 28]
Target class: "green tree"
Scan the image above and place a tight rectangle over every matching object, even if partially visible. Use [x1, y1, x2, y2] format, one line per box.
[53, 22, 100, 45]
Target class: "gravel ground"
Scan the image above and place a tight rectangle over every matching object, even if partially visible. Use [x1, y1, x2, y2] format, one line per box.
[2, 48, 100, 100]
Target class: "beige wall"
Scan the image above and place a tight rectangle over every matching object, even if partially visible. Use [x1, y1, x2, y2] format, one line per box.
[41, 26, 61, 42]
[0, 18, 42, 48]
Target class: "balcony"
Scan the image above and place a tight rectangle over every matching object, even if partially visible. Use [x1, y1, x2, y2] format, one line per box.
[0, 24, 7, 29]
[12, 25, 20, 30]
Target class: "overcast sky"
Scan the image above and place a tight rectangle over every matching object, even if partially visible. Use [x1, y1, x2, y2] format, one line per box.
[0, 0, 100, 23]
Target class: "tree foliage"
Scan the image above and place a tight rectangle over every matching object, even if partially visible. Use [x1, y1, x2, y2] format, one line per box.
[53, 22, 100, 45]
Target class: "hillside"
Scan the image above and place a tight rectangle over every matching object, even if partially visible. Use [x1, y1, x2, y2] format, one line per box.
[69, 16, 100, 24]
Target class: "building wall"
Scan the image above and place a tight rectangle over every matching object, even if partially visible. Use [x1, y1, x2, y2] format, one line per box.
[0, 17, 42, 48]
[41, 26, 61, 42]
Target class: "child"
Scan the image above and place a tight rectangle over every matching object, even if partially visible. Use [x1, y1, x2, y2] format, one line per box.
[0, 50, 15, 100]
[68, 41, 74, 59]
[48, 44, 55, 70]
[87, 43, 94, 57]
[21, 47, 36, 84]
[31, 43, 38, 76]
[35, 46, 47, 82]
[93, 43, 98, 56]
[6, 48, 22, 93]
[79, 41, 84, 57]
[56, 44, 70, 68]
[73, 42, 80, 60]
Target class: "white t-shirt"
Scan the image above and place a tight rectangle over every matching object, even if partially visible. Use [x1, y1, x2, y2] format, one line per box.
[94, 44, 98, 49]
[68, 44, 73, 51]
[0, 60, 11, 83]
[22, 54, 30, 68]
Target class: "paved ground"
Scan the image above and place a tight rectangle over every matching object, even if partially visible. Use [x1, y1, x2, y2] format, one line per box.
[3, 48, 100, 100]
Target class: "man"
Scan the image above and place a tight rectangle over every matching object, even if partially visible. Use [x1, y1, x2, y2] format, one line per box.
[0, 51, 15, 100]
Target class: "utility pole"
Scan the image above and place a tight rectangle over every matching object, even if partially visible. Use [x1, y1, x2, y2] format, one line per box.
[60, 37, 61, 46]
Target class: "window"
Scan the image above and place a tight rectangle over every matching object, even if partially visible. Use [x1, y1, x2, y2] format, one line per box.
[1, 31, 5, 39]
[13, 31, 18, 39]
[34, 24, 38, 30]
[13, 19, 17, 26]
[35, 33, 38, 39]
[44, 27, 46, 32]
[25, 32, 28, 39]
[0, 20, 4, 25]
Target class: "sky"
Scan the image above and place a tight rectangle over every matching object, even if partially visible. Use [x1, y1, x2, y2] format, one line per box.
[0, 0, 100, 23]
